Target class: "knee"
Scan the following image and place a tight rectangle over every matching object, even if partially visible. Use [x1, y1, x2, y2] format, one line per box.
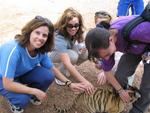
[48, 51, 61, 63]
[67, 50, 78, 64]
[44, 71, 55, 85]
[36, 67, 55, 83]
[39, 68, 55, 85]
[79, 51, 88, 61]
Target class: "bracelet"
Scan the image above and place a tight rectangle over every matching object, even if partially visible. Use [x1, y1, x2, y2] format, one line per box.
[65, 80, 72, 87]
[117, 88, 123, 93]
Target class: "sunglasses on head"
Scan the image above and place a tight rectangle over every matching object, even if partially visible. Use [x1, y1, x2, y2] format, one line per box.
[95, 12, 111, 18]
[66, 23, 80, 29]
[35, 16, 52, 25]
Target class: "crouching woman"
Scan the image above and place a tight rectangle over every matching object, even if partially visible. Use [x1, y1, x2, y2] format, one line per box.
[0, 16, 85, 113]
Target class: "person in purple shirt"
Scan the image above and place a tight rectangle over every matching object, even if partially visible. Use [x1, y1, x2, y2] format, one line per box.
[85, 15, 150, 113]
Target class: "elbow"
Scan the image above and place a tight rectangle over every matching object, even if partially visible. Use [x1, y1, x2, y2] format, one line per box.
[2, 78, 13, 91]
[3, 83, 11, 90]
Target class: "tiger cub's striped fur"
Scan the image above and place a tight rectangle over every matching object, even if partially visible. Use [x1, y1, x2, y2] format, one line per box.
[54, 84, 140, 113]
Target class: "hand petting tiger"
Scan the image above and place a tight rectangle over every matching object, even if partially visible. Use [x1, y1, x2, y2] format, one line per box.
[54, 84, 141, 113]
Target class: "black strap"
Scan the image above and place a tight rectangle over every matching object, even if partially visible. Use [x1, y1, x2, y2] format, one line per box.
[122, 16, 146, 45]
[122, 1, 150, 45]
[141, 1, 150, 21]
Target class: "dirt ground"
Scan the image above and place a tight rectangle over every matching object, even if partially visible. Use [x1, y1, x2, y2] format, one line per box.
[0, 0, 150, 113]
[0, 61, 150, 113]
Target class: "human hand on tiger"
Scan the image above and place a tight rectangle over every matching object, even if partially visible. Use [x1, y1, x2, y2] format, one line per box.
[118, 89, 131, 103]
[94, 59, 102, 70]
[68, 82, 86, 94]
[97, 71, 107, 85]
[80, 81, 95, 95]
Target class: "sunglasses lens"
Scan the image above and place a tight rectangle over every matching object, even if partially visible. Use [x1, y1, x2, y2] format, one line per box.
[74, 23, 80, 28]
[67, 23, 80, 28]
[67, 24, 73, 28]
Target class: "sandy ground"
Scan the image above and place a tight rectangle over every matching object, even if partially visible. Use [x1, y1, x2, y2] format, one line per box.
[0, 0, 125, 44]
[0, 0, 150, 113]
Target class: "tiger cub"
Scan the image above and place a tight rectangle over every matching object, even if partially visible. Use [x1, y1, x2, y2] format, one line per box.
[54, 84, 140, 113]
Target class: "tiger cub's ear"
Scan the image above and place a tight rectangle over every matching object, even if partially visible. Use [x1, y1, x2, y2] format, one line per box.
[127, 86, 141, 102]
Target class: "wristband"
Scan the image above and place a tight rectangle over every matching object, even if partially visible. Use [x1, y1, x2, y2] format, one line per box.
[65, 80, 72, 87]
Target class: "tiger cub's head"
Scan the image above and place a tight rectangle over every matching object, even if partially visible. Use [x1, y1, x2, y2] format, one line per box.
[127, 86, 141, 102]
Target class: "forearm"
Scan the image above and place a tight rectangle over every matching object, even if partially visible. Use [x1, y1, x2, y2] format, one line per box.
[3, 77, 36, 95]
[6, 82, 36, 95]
[52, 67, 70, 83]
[105, 71, 123, 91]
[60, 53, 88, 83]
[104, 71, 131, 103]
[64, 63, 87, 82]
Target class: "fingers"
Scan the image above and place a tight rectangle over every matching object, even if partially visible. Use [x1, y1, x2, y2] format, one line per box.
[70, 83, 86, 92]
[97, 73, 106, 85]
[75, 85, 86, 92]
[70, 82, 95, 95]
[34, 89, 47, 101]
[38, 93, 47, 101]
[73, 91, 80, 95]
[119, 90, 131, 103]
[97, 76, 106, 85]
[82, 83, 95, 95]
[85, 86, 95, 95]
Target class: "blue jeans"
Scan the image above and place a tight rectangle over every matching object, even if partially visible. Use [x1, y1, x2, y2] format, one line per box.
[117, 0, 144, 16]
[0, 66, 55, 108]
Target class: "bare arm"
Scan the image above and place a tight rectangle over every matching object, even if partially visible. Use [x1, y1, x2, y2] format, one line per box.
[59, 53, 95, 94]
[60, 53, 88, 83]
[105, 71, 123, 91]
[52, 66, 71, 83]
[2, 77, 47, 101]
[52, 67, 88, 92]
[105, 71, 131, 102]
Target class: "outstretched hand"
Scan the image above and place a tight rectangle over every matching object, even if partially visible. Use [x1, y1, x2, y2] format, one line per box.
[81, 81, 95, 95]
[69, 81, 95, 95]
[32, 88, 47, 101]
[69, 83, 86, 93]
[118, 89, 131, 103]
[97, 71, 107, 85]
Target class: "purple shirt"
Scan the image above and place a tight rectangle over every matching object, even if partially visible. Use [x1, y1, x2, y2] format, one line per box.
[102, 16, 150, 71]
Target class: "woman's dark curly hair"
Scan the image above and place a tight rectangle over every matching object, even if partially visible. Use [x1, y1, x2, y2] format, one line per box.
[15, 16, 54, 54]
[85, 27, 110, 62]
